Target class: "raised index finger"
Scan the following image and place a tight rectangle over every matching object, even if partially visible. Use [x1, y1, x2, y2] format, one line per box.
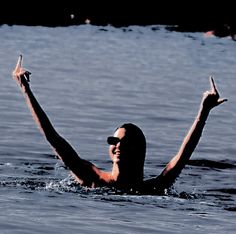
[210, 76, 218, 94]
[13, 54, 23, 76]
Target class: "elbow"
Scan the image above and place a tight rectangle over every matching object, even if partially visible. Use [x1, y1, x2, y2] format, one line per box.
[163, 161, 175, 176]
[163, 154, 180, 176]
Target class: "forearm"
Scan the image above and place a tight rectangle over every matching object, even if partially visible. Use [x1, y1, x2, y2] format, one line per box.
[22, 84, 83, 162]
[162, 104, 210, 176]
[174, 105, 210, 165]
[21, 82, 59, 143]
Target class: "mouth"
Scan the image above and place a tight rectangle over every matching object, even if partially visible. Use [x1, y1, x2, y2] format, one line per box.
[112, 151, 121, 163]
[114, 151, 120, 156]
[113, 149, 120, 157]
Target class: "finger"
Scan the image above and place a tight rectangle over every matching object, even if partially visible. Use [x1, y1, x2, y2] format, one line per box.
[217, 98, 228, 105]
[16, 54, 23, 70]
[13, 54, 23, 77]
[19, 54, 23, 67]
[209, 76, 218, 94]
[16, 54, 23, 68]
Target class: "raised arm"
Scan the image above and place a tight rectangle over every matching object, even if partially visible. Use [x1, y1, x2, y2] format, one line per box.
[12, 55, 102, 187]
[158, 77, 227, 189]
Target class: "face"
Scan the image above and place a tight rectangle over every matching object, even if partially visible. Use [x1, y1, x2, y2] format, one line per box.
[108, 128, 126, 163]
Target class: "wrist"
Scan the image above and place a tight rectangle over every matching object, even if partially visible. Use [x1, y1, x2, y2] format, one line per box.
[19, 75, 30, 90]
[198, 105, 210, 121]
[20, 81, 30, 93]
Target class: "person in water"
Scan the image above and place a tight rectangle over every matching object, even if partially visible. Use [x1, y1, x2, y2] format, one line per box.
[12, 55, 227, 194]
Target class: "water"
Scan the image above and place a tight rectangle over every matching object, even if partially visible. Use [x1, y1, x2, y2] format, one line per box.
[0, 24, 236, 233]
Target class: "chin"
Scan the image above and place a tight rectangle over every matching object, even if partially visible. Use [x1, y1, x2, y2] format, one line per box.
[113, 156, 120, 163]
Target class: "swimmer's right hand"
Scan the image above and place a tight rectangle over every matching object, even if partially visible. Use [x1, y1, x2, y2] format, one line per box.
[12, 54, 31, 88]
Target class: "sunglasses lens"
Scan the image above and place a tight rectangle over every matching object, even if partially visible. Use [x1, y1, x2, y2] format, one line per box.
[107, 137, 120, 145]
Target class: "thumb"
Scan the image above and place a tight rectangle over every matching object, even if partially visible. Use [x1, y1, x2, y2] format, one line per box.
[217, 98, 228, 105]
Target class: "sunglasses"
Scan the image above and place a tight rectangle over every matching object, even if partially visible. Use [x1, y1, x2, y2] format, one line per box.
[107, 136, 137, 152]
[107, 136, 121, 145]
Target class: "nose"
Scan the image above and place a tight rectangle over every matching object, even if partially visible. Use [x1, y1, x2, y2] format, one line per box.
[113, 141, 121, 153]
[110, 142, 121, 156]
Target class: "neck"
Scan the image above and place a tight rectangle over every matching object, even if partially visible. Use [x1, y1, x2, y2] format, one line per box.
[111, 161, 143, 187]
[111, 162, 120, 181]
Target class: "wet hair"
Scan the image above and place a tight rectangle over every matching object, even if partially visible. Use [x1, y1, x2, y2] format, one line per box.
[116, 123, 146, 182]
[120, 122, 145, 148]
[119, 123, 146, 161]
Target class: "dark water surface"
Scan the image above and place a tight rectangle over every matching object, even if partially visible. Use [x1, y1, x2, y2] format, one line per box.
[0, 25, 236, 233]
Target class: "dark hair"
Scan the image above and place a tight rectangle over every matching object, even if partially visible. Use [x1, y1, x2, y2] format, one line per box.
[117, 123, 146, 182]
[116, 123, 146, 183]
[119, 123, 146, 161]
[120, 123, 146, 148]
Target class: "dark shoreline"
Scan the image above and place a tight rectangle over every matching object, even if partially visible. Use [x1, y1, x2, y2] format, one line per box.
[0, 2, 235, 33]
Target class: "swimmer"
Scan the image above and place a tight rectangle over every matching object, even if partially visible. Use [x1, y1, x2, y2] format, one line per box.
[12, 55, 227, 194]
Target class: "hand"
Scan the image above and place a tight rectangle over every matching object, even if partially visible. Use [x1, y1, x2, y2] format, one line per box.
[12, 54, 31, 88]
[202, 76, 227, 109]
